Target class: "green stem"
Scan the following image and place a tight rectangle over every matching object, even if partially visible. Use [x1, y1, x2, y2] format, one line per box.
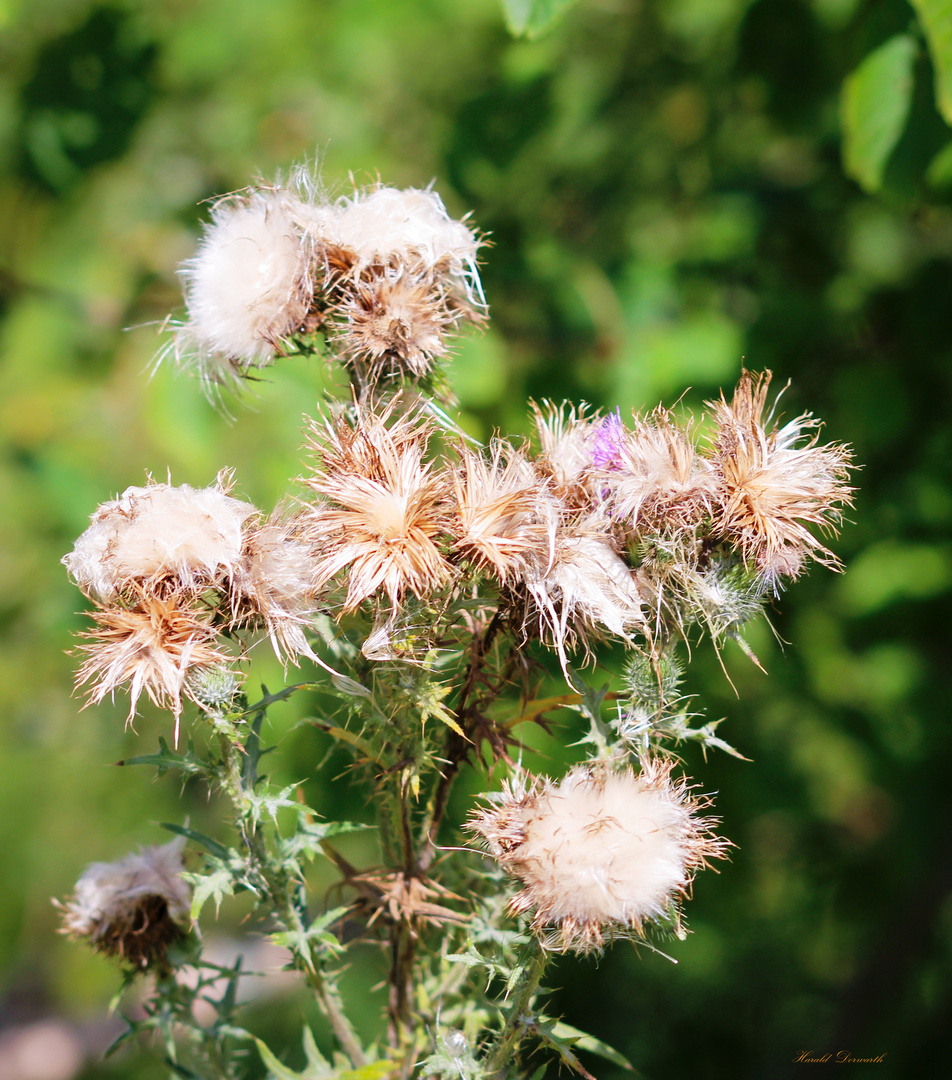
[216, 731, 367, 1069]
[485, 940, 549, 1078]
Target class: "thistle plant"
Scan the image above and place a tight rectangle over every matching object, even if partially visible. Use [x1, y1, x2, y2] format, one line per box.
[60, 170, 854, 1080]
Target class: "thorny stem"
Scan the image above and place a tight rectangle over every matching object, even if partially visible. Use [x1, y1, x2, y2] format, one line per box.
[216, 732, 367, 1069]
[484, 939, 549, 1079]
[418, 609, 505, 872]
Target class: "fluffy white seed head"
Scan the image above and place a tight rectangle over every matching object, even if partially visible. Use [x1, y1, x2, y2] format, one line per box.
[59, 839, 191, 968]
[179, 188, 312, 373]
[64, 475, 258, 602]
[469, 761, 728, 953]
[325, 186, 481, 277]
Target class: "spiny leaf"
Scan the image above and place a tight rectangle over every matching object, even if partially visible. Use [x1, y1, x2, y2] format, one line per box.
[114, 737, 207, 777]
[186, 866, 235, 919]
[160, 822, 230, 861]
[549, 1021, 636, 1072]
[841, 34, 917, 192]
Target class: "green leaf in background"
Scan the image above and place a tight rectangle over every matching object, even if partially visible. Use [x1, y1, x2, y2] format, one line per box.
[502, 0, 580, 38]
[910, 0, 952, 123]
[841, 33, 917, 192]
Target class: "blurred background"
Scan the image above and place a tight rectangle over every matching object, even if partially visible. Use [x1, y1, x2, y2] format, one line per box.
[1, 0, 950, 1076]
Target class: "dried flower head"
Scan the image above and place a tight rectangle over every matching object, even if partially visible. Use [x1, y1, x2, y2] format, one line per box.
[334, 268, 462, 378]
[177, 187, 312, 385]
[450, 443, 558, 585]
[326, 186, 482, 288]
[75, 590, 231, 740]
[525, 531, 643, 664]
[229, 513, 323, 663]
[530, 401, 599, 507]
[303, 406, 452, 612]
[59, 839, 191, 969]
[709, 371, 854, 584]
[603, 409, 716, 534]
[64, 473, 257, 603]
[468, 760, 728, 953]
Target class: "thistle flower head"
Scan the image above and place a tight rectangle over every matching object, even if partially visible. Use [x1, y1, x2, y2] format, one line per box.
[530, 401, 599, 506]
[468, 760, 728, 953]
[75, 590, 231, 737]
[334, 267, 462, 379]
[709, 371, 854, 584]
[327, 186, 482, 285]
[450, 442, 558, 585]
[302, 405, 452, 612]
[177, 187, 312, 385]
[64, 473, 257, 603]
[229, 513, 323, 663]
[603, 409, 717, 533]
[59, 839, 191, 969]
[525, 531, 643, 663]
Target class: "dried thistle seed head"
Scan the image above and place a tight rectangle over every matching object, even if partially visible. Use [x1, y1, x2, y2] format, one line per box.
[335, 269, 459, 378]
[59, 839, 191, 969]
[603, 410, 717, 533]
[709, 371, 855, 585]
[64, 473, 257, 603]
[468, 761, 729, 954]
[302, 407, 452, 611]
[177, 187, 313, 384]
[75, 591, 231, 737]
[326, 186, 482, 287]
[530, 400, 600, 506]
[450, 443, 559, 585]
[229, 513, 323, 664]
[524, 531, 643, 664]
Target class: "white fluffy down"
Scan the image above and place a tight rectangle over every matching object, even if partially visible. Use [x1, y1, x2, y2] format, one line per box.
[323, 187, 480, 273]
[516, 770, 690, 925]
[64, 839, 191, 938]
[65, 481, 258, 601]
[182, 191, 311, 364]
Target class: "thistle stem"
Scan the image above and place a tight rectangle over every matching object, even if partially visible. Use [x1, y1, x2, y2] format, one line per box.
[485, 939, 549, 1078]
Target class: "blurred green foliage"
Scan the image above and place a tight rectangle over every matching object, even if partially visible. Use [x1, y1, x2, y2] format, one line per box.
[0, 0, 950, 1077]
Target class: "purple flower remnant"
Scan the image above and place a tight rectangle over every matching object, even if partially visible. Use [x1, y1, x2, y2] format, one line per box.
[592, 411, 624, 471]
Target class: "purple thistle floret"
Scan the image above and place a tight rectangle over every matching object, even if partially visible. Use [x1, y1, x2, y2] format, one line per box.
[592, 410, 624, 470]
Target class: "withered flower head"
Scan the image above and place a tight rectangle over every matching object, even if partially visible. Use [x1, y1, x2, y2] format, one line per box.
[59, 839, 191, 970]
[450, 442, 558, 586]
[324, 185, 482, 289]
[335, 268, 462, 378]
[603, 409, 717, 533]
[709, 371, 854, 584]
[177, 186, 312, 386]
[303, 406, 452, 612]
[75, 590, 231, 740]
[468, 760, 728, 954]
[525, 531, 643, 664]
[530, 401, 599, 506]
[229, 512, 323, 664]
[64, 472, 257, 603]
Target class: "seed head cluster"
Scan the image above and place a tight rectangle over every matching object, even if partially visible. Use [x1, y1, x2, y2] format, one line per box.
[59, 839, 191, 969]
[176, 175, 485, 393]
[468, 760, 728, 953]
